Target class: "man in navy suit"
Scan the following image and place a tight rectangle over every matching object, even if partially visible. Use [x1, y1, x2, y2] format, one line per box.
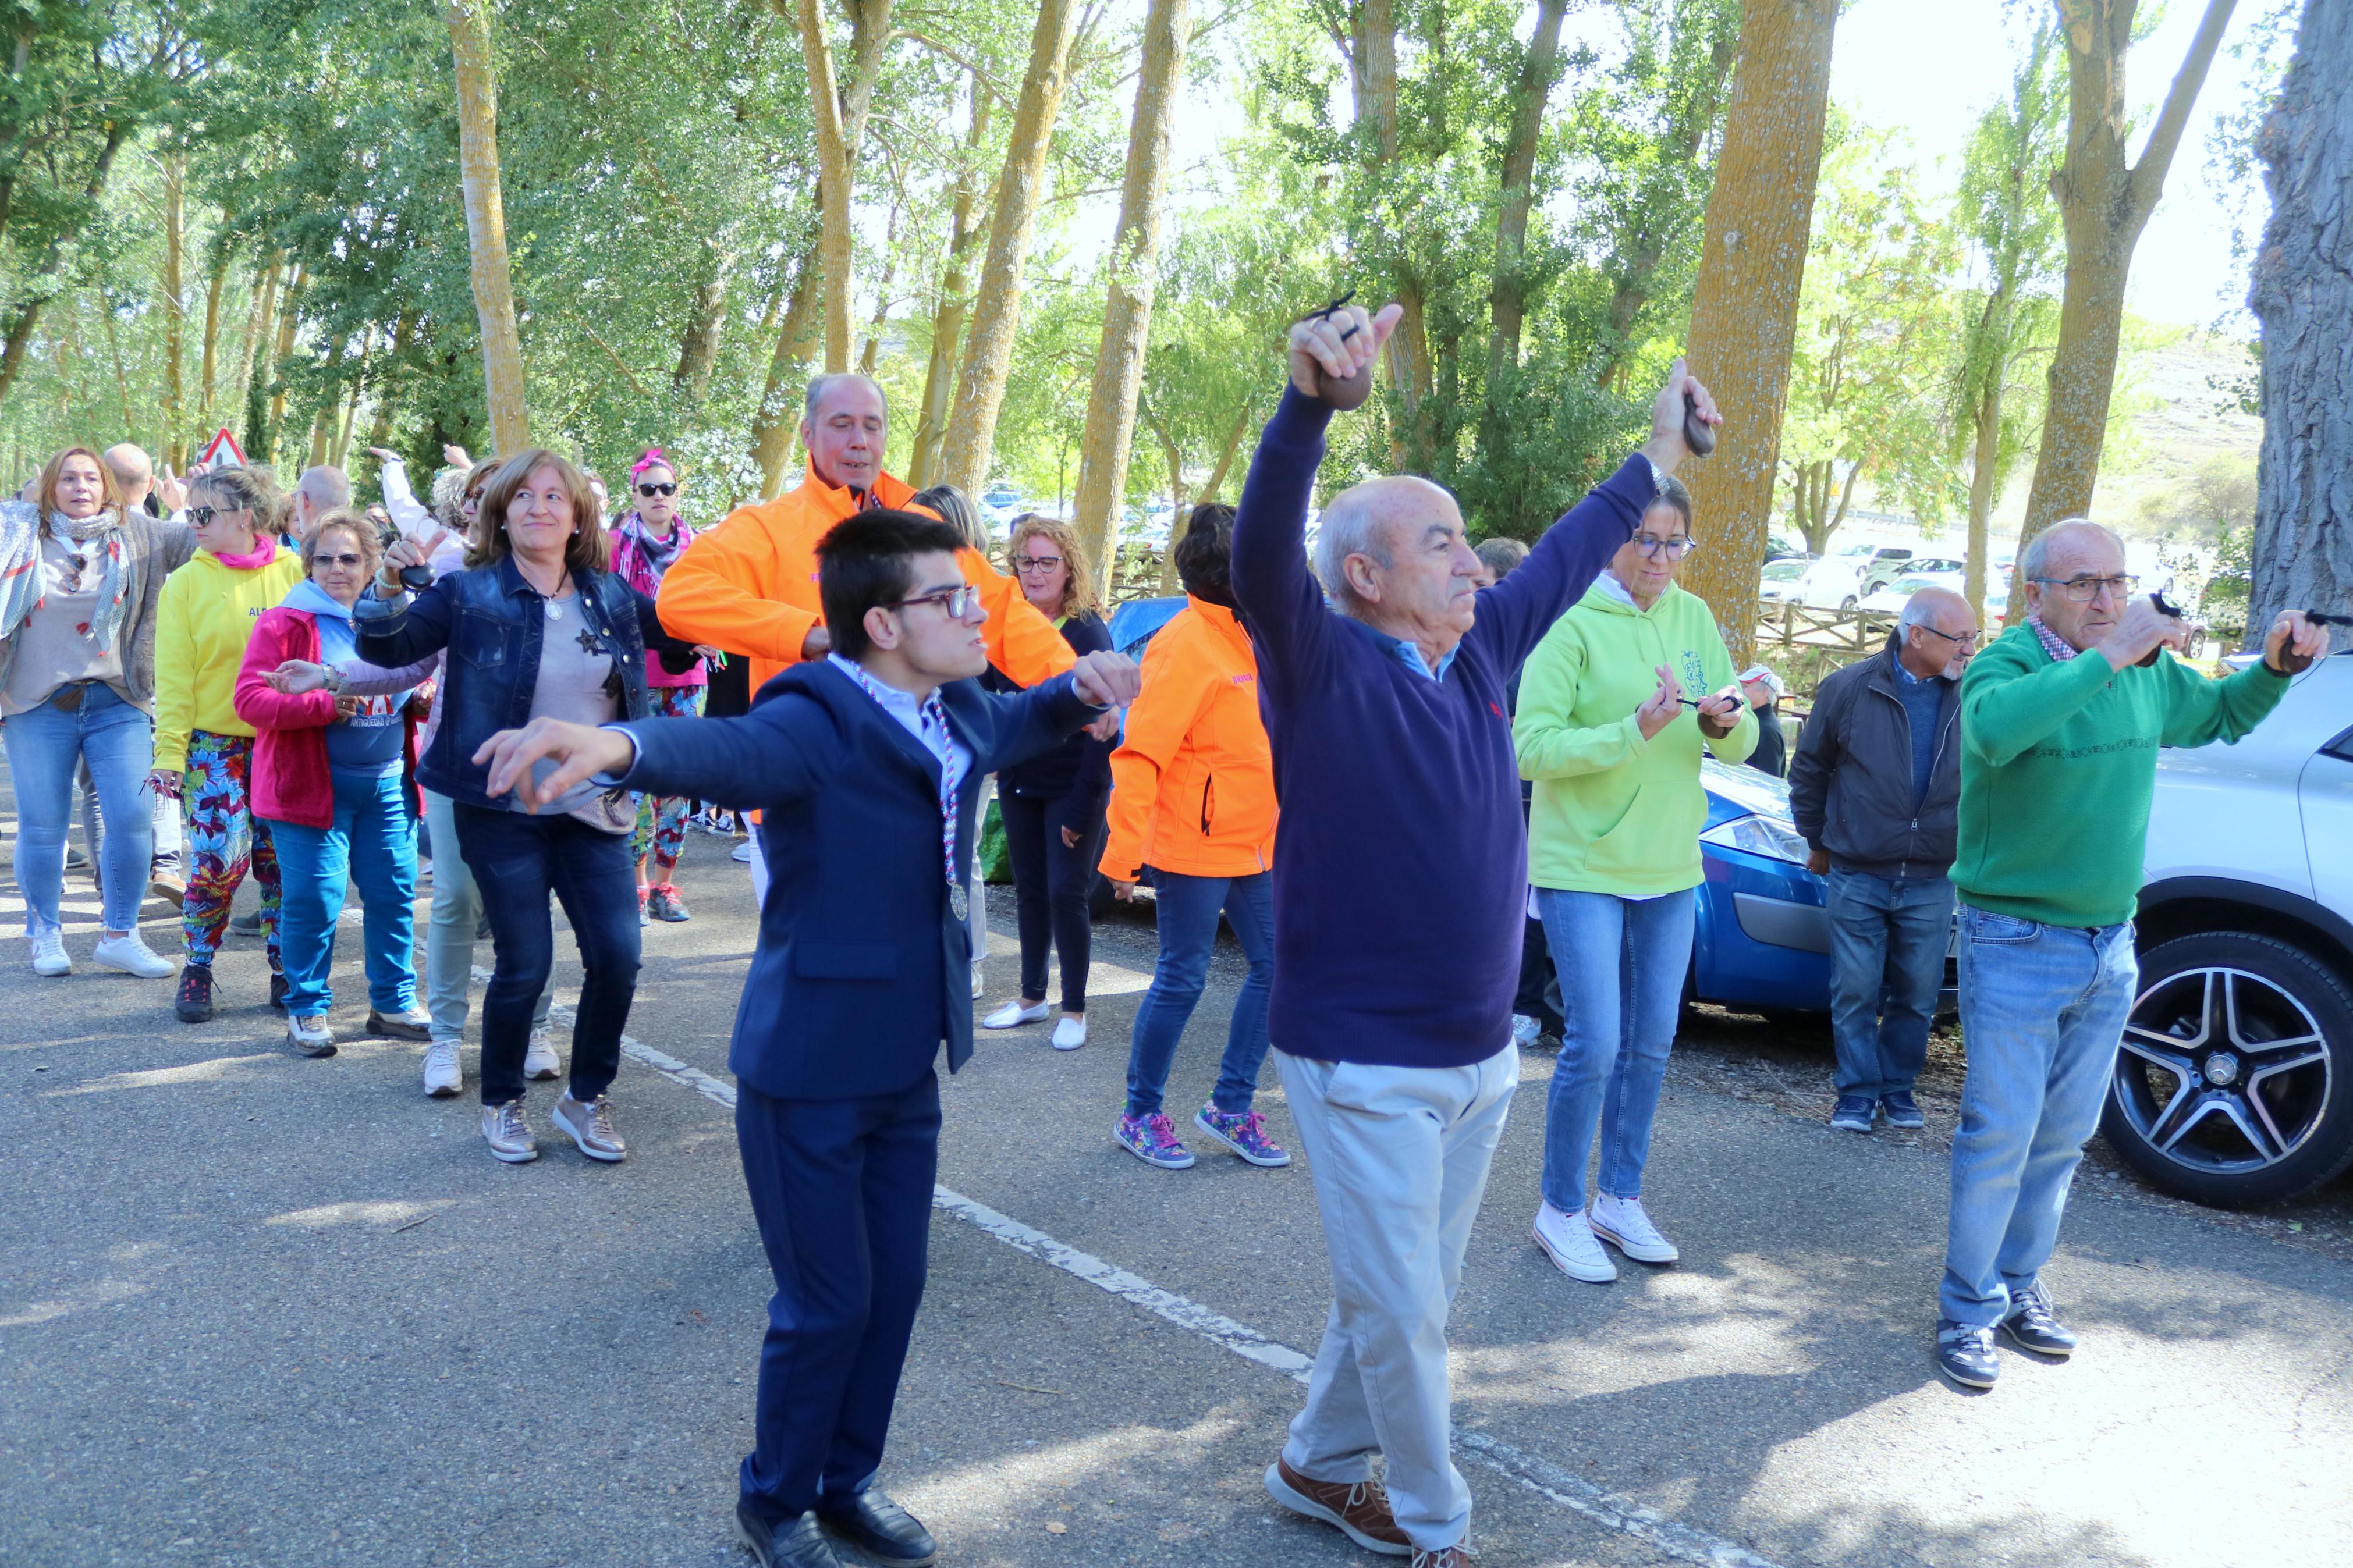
[473, 511, 1142, 1568]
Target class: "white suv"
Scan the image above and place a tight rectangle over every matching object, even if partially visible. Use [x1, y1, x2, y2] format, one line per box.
[2121, 655, 2353, 1207]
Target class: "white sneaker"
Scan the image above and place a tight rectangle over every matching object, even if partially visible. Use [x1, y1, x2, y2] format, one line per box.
[981, 1000, 1050, 1030]
[1589, 1193, 1680, 1264]
[1532, 1201, 1617, 1283]
[1510, 1013, 1541, 1048]
[523, 1026, 560, 1081]
[970, 962, 986, 1001]
[92, 931, 174, 978]
[30, 929, 73, 976]
[423, 1038, 463, 1098]
[286, 1014, 336, 1058]
[1052, 1016, 1087, 1051]
[730, 840, 752, 863]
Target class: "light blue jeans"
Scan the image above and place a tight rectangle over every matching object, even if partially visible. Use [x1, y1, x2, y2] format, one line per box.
[1941, 905, 2138, 1328]
[3, 684, 154, 934]
[1536, 886, 1697, 1211]
[268, 768, 420, 1020]
[1122, 869, 1275, 1117]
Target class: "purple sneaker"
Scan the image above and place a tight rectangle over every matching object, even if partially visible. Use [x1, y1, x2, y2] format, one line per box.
[1193, 1105, 1292, 1168]
[1113, 1111, 1196, 1169]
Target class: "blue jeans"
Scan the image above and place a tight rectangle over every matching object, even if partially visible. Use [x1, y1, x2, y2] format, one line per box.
[2, 684, 154, 933]
[1941, 905, 2138, 1328]
[453, 803, 640, 1108]
[1826, 866, 1954, 1100]
[268, 769, 420, 1020]
[1536, 886, 1696, 1210]
[1123, 870, 1274, 1117]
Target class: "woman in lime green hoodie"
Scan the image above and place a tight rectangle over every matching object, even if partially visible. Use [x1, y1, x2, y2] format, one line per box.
[1513, 476, 1755, 1285]
[147, 465, 304, 1023]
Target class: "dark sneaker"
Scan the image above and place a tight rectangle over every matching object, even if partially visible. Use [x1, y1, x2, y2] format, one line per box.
[366, 1008, 433, 1041]
[1264, 1456, 1412, 1556]
[736, 1505, 843, 1568]
[1881, 1089, 1925, 1129]
[647, 883, 691, 922]
[2001, 1281, 2078, 1359]
[1936, 1320, 2000, 1389]
[268, 970, 289, 1012]
[175, 964, 215, 1023]
[1830, 1094, 1876, 1133]
[817, 1489, 936, 1565]
[229, 908, 262, 937]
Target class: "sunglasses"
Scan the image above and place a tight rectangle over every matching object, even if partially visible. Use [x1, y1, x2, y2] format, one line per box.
[313, 553, 366, 568]
[187, 504, 248, 528]
[636, 482, 677, 497]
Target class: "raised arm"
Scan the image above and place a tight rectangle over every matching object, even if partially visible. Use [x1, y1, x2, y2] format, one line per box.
[353, 572, 459, 668]
[658, 507, 815, 663]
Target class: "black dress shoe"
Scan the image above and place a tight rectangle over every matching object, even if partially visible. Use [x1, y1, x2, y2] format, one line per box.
[735, 1505, 842, 1568]
[2000, 1282, 2078, 1359]
[819, 1489, 938, 1566]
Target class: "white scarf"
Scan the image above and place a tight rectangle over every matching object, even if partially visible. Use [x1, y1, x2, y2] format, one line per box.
[0, 500, 131, 652]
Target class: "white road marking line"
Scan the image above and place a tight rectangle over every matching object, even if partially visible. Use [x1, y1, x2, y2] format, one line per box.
[493, 969, 1784, 1568]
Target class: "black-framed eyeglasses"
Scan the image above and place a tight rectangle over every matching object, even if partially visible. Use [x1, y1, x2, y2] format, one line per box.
[636, 482, 677, 497]
[889, 585, 977, 619]
[2031, 574, 2138, 602]
[1915, 624, 1981, 649]
[1631, 536, 1698, 560]
[313, 553, 366, 568]
[1011, 554, 1063, 574]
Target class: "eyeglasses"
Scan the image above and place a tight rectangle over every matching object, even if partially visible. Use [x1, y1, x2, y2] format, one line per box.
[888, 585, 977, 619]
[1916, 625, 1981, 648]
[313, 553, 366, 568]
[636, 482, 677, 497]
[2031, 574, 2138, 602]
[1011, 554, 1063, 574]
[1631, 536, 1697, 560]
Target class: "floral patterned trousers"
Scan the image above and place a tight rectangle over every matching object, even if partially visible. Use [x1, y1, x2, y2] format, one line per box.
[631, 685, 707, 874]
[180, 728, 282, 970]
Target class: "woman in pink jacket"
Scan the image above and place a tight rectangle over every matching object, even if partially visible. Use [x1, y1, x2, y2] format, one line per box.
[608, 447, 710, 922]
[234, 512, 438, 1057]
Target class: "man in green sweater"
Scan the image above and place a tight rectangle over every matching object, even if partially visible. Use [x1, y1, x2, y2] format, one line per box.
[1936, 520, 2329, 1392]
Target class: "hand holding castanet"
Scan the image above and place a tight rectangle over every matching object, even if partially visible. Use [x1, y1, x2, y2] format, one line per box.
[1288, 297, 1404, 410]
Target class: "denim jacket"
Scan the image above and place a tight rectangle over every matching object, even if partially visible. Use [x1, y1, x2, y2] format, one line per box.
[352, 554, 691, 809]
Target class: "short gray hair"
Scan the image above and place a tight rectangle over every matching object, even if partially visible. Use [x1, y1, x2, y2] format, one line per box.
[296, 465, 351, 510]
[1898, 595, 1937, 632]
[804, 372, 888, 422]
[1314, 489, 1391, 610]
[2018, 517, 2120, 584]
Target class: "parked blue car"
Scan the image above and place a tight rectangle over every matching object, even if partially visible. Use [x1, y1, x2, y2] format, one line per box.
[1693, 759, 1833, 1013]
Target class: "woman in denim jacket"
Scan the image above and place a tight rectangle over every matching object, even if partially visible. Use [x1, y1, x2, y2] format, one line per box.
[357, 448, 696, 1167]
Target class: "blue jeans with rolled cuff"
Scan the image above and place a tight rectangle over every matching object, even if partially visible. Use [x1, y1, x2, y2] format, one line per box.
[268, 768, 420, 1020]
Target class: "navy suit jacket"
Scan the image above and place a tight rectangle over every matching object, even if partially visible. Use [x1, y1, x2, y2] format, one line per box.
[616, 659, 1097, 1101]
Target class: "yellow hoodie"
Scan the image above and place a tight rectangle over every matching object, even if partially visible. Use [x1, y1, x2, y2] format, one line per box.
[152, 545, 305, 772]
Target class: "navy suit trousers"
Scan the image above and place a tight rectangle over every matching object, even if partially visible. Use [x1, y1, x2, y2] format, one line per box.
[736, 1073, 941, 1519]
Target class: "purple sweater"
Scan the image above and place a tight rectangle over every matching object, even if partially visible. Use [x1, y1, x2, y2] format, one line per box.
[1230, 387, 1653, 1069]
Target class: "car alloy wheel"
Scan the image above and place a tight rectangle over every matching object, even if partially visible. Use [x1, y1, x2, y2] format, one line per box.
[2103, 933, 2353, 1207]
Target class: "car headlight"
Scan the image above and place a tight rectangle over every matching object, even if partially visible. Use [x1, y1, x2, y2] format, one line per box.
[1699, 813, 1812, 866]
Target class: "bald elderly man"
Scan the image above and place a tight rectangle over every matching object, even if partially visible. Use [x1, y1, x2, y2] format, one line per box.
[289, 465, 351, 545]
[1233, 298, 1716, 1567]
[1934, 520, 2329, 1392]
[1790, 585, 1976, 1136]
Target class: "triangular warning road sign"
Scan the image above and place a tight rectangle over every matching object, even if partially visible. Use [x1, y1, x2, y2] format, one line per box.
[194, 428, 246, 469]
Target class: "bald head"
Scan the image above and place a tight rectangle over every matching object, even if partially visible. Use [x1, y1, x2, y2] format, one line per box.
[2020, 517, 2130, 652]
[1897, 585, 1978, 678]
[1314, 477, 1457, 607]
[101, 444, 153, 507]
[291, 466, 352, 542]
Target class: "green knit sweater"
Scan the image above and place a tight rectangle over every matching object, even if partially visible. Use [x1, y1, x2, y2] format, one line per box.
[1951, 624, 2288, 927]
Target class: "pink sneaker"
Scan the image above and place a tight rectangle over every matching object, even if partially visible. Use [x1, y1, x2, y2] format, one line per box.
[1113, 1111, 1195, 1169]
[1193, 1105, 1291, 1167]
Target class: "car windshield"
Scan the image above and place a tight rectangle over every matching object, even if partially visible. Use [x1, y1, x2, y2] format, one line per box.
[1762, 560, 1807, 581]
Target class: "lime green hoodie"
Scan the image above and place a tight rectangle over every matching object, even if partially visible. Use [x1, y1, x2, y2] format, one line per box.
[1515, 578, 1756, 896]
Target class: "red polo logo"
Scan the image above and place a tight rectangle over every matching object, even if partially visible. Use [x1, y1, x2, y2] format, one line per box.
[1489, 701, 1505, 719]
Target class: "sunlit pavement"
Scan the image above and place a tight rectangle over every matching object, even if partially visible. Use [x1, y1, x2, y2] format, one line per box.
[6, 796, 2351, 1568]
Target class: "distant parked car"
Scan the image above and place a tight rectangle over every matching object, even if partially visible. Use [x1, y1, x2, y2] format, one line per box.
[1758, 557, 1812, 605]
[1795, 557, 1871, 611]
[1858, 560, 1965, 617]
[1766, 534, 1810, 564]
[1691, 760, 1839, 1014]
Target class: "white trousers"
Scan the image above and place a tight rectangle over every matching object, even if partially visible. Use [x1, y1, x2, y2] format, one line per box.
[1275, 1044, 1518, 1552]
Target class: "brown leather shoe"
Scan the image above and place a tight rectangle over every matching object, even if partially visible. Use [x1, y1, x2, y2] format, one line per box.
[1264, 1456, 1412, 1556]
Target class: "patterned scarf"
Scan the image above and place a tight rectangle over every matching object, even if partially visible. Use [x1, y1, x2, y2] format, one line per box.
[0, 500, 130, 652]
[610, 510, 695, 599]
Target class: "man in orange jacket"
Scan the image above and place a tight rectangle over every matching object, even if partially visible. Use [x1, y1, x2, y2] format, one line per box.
[1098, 504, 1287, 1174]
[661, 374, 1073, 699]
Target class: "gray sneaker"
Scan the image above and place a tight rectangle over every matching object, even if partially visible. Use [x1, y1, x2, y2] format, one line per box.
[551, 1094, 626, 1162]
[482, 1100, 538, 1163]
[286, 1014, 336, 1057]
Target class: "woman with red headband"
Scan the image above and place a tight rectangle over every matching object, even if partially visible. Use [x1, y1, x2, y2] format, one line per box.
[609, 448, 715, 922]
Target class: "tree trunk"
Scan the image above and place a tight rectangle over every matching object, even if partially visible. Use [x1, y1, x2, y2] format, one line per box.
[1964, 372, 2002, 623]
[857, 192, 904, 375]
[936, 0, 1084, 496]
[1346, 0, 1431, 445]
[232, 250, 279, 435]
[1674, 0, 1842, 663]
[197, 239, 229, 434]
[446, 0, 531, 454]
[1153, 395, 1251, 593]
[751, 236, 825, 496]
[161, 157, 187, 466]
[2246, 0, 2352, 648]
[1071, 0, 1192, 599]
[100, 294, 137, 437]
[2017, 0, 2236, 556]
[908, 84, 993, 490]
[266, 265, 307, 458]
[1480, 0, 1568, 447]
[672, 251, 732, 401]
[794, 0, 857, 372]
[0, 118, 130, 409]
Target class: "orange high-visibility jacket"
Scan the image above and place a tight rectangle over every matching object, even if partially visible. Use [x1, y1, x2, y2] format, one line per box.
[655, 461, 1076, 699]
[1100, 598, 1277, 882]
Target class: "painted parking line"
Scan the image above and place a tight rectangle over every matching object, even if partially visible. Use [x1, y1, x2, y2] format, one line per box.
[507, 973, 1786, 1568]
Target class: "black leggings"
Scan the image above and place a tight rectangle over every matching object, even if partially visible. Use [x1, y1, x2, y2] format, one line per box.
[997, 791, 1107, 1014]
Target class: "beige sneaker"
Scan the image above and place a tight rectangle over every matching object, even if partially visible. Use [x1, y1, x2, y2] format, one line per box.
[422, 1038, 463, 1098]
[481, 1099, 538, 1163]
[551, 1094, 626, 1162]
[523, 1026, 560, 1080]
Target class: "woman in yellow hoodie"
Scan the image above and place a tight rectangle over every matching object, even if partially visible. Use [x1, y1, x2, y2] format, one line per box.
[147, 465, 304, 1023]
[1513, 476, 1754, 1285]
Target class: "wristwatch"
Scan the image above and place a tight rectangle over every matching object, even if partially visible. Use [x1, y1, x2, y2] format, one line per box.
[320, 665, 348, 695]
